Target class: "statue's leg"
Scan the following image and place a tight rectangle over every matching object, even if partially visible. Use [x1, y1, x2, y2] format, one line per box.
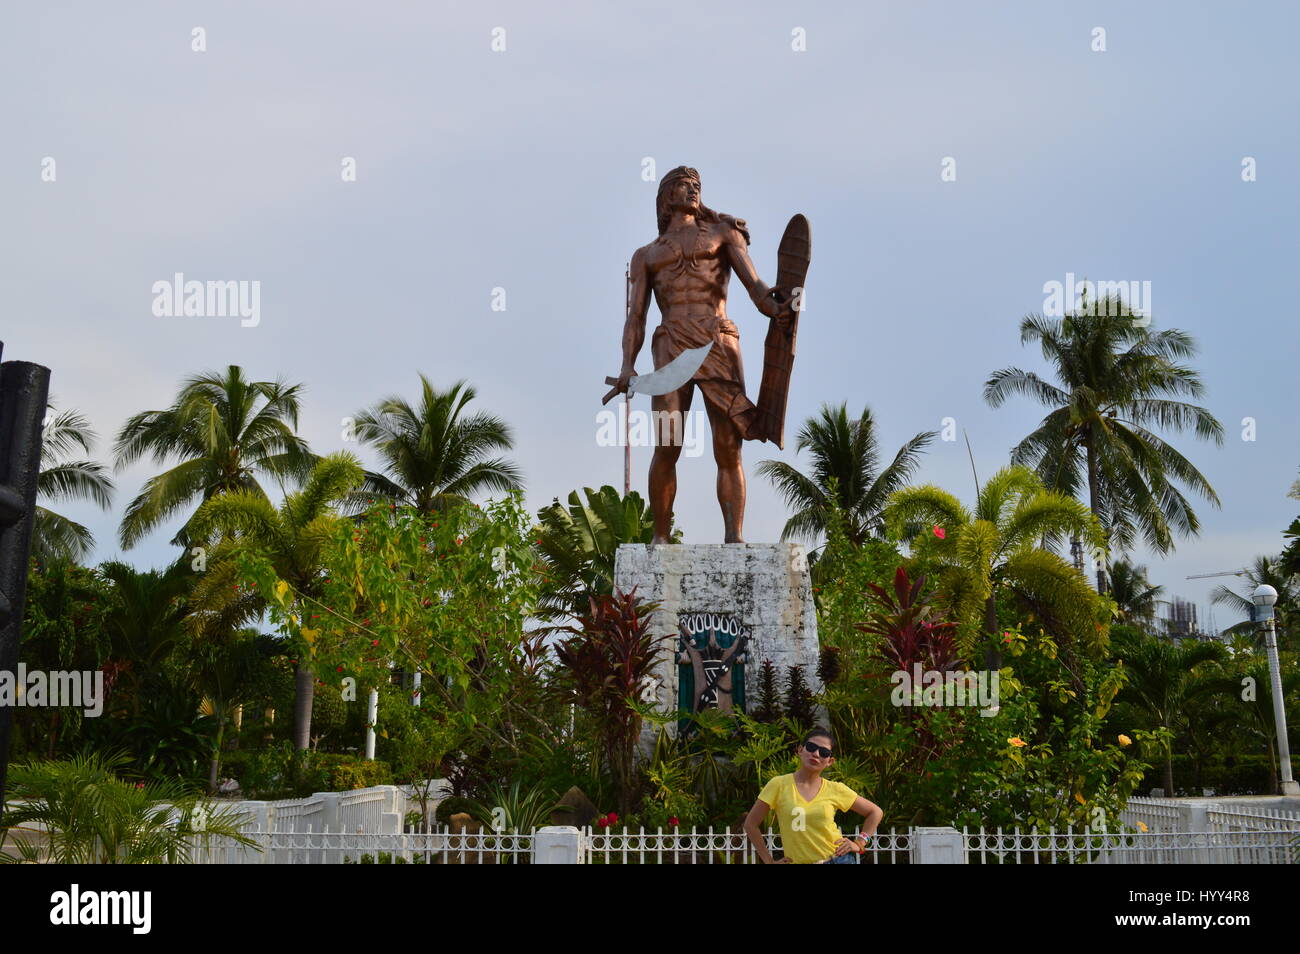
[704, 396, 745, 543]
[649, 382, 693, 544]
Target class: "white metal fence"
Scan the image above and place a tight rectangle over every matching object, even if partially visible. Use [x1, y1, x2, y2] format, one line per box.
[138, 789, 1300, 864]
[188, 820, 1299, 864]
[193, 827, 533, 865]
[580, 826, 912, 864]
[217, 785, 407, 836]
[964, 826, 1299, 864]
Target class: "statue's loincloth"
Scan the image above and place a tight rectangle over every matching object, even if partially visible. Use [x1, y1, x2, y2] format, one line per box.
[652, 314, 758, 437]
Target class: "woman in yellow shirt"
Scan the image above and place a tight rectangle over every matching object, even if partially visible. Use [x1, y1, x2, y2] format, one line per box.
[743, 728, 883, 864]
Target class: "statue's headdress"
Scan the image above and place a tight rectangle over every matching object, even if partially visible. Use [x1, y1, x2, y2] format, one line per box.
[656, 165, 749, 244]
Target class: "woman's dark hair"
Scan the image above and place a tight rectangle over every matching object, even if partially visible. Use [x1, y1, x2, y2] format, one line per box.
[800, 727, 836, 751]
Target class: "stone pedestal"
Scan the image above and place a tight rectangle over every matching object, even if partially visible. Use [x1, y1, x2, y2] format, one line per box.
[613, 543, 822, 745]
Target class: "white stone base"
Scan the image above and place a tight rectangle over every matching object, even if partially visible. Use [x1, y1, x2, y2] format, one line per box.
[613, 543, 822, 745]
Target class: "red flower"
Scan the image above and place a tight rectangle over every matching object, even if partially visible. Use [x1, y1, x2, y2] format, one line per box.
[607, 812, 619, 825]
[336, 666, 344, 672]
[371, 639, 379, 647]
[932, 525, 946, 539]
[668, 816, 679, 827]
[135, 782, 145, 789]
[596, 816, 609, 828]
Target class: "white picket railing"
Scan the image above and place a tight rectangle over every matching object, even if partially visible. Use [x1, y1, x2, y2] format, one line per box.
[188, 822, 1299, 864]
[193, 827, 533, 865]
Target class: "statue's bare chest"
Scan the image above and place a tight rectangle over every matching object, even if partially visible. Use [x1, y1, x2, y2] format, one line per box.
[645, 226, 726, 278]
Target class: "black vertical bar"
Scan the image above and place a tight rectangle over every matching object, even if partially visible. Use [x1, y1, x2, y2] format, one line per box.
[0, 346, 52, 816]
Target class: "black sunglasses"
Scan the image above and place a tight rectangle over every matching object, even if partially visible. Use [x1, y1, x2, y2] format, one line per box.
[803, 741, 833, 759]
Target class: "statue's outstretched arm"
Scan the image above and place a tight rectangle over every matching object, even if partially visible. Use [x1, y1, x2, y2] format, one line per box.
[723, 226, 787, 320]
[617, 247, 652, 385]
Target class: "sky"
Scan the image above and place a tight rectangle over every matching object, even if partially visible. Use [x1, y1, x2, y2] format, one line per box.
[4, 1, 1298, 634]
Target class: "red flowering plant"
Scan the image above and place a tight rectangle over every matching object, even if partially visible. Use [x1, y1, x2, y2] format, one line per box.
[554, 587, 671, 817]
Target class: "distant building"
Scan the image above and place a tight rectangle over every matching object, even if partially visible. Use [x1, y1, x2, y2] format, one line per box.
[1153, 597, 1221, 642]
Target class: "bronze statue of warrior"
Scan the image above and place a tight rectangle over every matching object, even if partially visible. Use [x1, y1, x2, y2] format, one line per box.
[609, 166, 809, 544]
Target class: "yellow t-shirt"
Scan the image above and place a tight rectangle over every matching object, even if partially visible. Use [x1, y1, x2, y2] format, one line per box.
[757, 773, 860, 864]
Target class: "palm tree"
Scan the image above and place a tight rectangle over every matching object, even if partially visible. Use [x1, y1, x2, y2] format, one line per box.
[884, 465, 1108, 665]
[1108, 559, 1164, 628]
[113, 366, 314, 550]
[757, 403, 935, 546]
[98, 559, 195, 717]
[35, 403, 114, 562]
[984, 302, 1224, 591]
[1210, 556, 1299, 650]
[1110, 628, 1230, 795]
[347, 376, 523, 514]
[1201, 658, 1300, 794]
[0, 751, 256, 863]
[187, 452, 365, 752]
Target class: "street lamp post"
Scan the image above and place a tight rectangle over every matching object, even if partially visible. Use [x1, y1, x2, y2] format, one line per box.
[1252, 584, 1299, 796]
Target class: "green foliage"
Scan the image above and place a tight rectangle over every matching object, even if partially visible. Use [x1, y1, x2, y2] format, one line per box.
[0, 752, 256, 864]
[782, 666, 815, 732]
[756, 404, 935, 545]
[16, 559, 114, 758]
[1138, 754, 1278, 796]
[884, 465, 1109, 658]
[812, 483, 904, 667]
[984, 305, 1223, 555]
[345, 375, 523, 515]
[468, 779, 561, 833]
[750, 660, 783, 723]
[113, 365, 314, 550]
[637, 714, 812, 827]
[435, 797, 480, 826]
[322, 755, 393, 790]
[223, 743, 393, 797]
[240, 492, 543, 757]
[534, 485, 673, 627]
[34, 404, 115, 563]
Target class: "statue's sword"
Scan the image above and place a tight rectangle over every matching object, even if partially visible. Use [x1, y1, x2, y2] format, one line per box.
[601, 340, 712, 497]
[601, 341, 713, 406]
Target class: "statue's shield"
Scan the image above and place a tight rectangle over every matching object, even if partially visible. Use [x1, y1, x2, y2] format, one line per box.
[754, 214, 811, 449]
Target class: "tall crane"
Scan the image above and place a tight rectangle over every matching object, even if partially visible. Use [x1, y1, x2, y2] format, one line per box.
[1185, 569, 1247, 580]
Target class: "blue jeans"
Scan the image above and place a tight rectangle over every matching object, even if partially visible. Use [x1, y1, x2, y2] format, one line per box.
[824, 852, 859, 864]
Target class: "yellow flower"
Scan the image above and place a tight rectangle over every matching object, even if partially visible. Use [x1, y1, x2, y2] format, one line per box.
[1118, 734, 1132, 747]
[1074, 792, 1086, 805]
[1008, 737, 1026, 748]
[1137, 821, 1148, 832]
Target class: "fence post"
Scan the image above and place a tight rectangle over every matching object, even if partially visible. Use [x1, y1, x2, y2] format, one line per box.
[1183, 803, 1210, 864]
[533, 826, 583, 864]
[243, 800, 270, 840]
[318, 792, 341, 833]
[910, 827, 967, 864]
